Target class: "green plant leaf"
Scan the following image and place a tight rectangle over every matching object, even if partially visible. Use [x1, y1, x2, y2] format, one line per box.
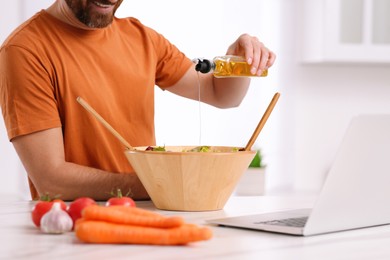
[249, 150, 263, 168]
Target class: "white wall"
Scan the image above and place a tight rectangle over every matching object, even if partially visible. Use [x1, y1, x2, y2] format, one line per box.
[1, 0, 389, 199]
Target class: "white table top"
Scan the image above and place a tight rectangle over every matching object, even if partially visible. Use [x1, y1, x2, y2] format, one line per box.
[1, 194, 390, 260]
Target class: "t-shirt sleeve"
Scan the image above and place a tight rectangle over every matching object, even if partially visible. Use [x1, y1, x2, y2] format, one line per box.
[144, 26, 193, 89]
[0, 45, 61, 141]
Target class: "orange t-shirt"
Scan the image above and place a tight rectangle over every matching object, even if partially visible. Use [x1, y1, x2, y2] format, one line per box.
[0, 11, 192, 199]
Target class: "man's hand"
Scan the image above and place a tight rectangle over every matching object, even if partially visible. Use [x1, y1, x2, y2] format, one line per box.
[226, 33, 276, 76]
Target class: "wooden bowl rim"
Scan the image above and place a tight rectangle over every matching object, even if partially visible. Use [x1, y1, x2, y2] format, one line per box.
[125, 146, 256, 155]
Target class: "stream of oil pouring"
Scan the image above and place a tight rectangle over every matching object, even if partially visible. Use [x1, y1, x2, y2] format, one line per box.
[197, 72, 202, 145]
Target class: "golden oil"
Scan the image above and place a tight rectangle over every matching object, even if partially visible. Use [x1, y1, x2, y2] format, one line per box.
[194, 55, 268, 78]
[214, 56, 268, 77]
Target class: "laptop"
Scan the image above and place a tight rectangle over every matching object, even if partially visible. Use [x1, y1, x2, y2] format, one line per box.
[207, 114, 390, 236]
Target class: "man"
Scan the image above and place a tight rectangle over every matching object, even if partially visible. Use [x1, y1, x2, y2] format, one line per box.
[0, 0, 276, 201]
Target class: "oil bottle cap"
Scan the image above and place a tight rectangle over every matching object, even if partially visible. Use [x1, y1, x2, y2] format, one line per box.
[194, 59, 213, 73]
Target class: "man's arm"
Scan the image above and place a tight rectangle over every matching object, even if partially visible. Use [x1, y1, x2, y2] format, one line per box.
[12, 127, 149, 201]
[167, 34, 276, 107]
[167, 64, 251, 108]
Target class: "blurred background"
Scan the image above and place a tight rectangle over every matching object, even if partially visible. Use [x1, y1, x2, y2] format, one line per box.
[1, 0, 390, 200]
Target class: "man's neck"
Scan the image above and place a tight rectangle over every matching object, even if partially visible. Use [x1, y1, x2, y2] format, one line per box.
[46, 0, 97, 31]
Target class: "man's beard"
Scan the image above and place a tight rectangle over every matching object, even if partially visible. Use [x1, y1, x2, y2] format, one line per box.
[65, 0, 118, 28]
[77, 9, 114, 28]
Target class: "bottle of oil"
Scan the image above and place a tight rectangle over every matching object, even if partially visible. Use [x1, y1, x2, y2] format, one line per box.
[193, 55, 268, 77]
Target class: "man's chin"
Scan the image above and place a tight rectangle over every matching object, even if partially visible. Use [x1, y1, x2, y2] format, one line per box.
[84, 14, 114, 28]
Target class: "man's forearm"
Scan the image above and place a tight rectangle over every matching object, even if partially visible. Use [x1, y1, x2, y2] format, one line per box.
[12, 128, 150, 201]
[32, 161, 149, 201]
[212, 77, 251, 108]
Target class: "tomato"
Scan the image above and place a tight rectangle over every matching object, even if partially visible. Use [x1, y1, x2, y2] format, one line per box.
[67, 197, 97, 224]
[106, 189, 136, 207]
[31, 199, 67, 227]
[106, 196, 136, 207]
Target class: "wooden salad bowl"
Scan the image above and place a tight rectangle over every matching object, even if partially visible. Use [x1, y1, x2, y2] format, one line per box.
[125, 146, 256, 211]
[76, 96, 278, 211]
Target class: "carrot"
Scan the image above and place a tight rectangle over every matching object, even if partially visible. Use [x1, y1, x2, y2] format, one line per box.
[82, 205, 184, 228]
[75, 220, 212, 245]
[108, 205, 165, 218]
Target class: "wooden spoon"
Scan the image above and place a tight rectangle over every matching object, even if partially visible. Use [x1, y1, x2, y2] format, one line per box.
[244, 92, 280, 151]
[76, 97, 133, 150]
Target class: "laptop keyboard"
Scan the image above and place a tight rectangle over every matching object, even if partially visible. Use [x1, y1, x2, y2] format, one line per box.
[254, 216, 308, 228]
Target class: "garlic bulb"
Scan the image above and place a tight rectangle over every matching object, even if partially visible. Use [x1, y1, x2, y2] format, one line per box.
[40, 202, 73, 234]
